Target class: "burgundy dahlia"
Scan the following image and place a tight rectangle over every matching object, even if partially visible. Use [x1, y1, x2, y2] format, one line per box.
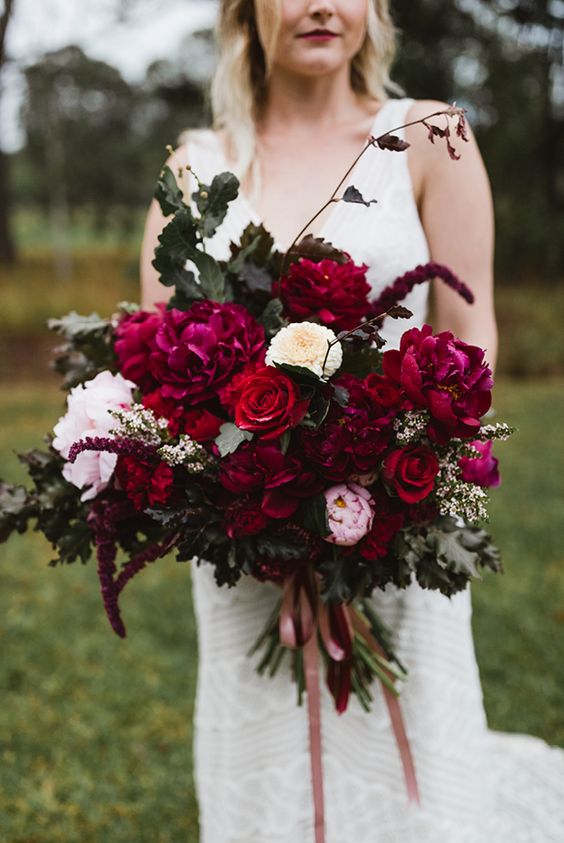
[115, 305, 165, 392]
[150, 301, 265, 403]
[382, 324, 493, 443]
[115, 456, 174, 511]
[274, 257, 371, 331]
[301, 375, 395, 481]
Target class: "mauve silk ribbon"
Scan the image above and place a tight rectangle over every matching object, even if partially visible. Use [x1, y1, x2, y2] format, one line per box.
[279, 573, 420, 843]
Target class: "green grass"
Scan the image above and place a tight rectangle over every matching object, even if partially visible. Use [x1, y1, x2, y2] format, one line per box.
[0, 379, 563, 841]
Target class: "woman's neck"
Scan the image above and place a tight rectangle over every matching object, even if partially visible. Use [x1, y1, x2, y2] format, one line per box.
[259, 64, 373, 137]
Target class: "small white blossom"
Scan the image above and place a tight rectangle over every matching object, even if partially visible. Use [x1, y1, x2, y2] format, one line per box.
[158, 435, 210, 472]
[110, 404, 169, 445]
[265, 322, 342, 379]
[477, 422, 514, 442]
[393, 411, 429, 445]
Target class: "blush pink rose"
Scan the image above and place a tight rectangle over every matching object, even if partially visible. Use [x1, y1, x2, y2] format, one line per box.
[52, 370, 134, 501]
[323, 483, 375, 546]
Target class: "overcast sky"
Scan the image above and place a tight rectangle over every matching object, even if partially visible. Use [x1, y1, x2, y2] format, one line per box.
[1, 0, 219, 151]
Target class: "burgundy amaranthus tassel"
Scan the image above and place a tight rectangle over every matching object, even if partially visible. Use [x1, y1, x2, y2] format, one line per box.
[88, 497, 176, 638]
[370, 262, 474, 321]
[67, 436, 158, 465]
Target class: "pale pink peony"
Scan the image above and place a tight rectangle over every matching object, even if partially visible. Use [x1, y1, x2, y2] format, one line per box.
[52, 370, 135, 501]
[323, 482, 375, 546]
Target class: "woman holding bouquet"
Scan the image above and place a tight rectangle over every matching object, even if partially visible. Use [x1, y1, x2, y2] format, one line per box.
[140, 1, 564, 841]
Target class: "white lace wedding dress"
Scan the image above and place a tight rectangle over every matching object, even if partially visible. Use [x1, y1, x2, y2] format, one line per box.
[184, 98, 564, 842]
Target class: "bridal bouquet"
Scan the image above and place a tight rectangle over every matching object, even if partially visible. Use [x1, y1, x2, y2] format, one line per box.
[0, 104, 512, 809]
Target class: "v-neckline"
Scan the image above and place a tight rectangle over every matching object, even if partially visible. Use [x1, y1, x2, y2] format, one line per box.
[207, 99, 395, 253]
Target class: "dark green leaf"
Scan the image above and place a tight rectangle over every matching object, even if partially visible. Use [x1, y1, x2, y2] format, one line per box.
[259, 298, 286, 338]
[189, 250, 226, 301]
[387, 305, 413, 320]
[155, 164, 186, 216]
[273, 362, 324, 386]
[299, 494, 329, 537]
[342, 185, 378, 207]
[157, 208, 199, 259]
[192, 171, 239, 238]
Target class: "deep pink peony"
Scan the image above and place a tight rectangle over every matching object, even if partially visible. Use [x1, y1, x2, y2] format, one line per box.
[459, 440, 500, 488]
[115, 305, 165, 392]
[382, 324, 493, 443]
[149, 301, 265, 403]
[273, 257, 371, 331]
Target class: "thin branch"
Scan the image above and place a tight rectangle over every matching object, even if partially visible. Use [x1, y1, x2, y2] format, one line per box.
[281, 106, 466, 275]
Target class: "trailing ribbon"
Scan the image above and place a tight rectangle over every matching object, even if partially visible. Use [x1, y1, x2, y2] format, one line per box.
[279, 571, 420, 843]
[349, 611, 421, 806]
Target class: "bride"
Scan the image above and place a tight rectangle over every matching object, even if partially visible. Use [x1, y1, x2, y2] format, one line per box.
[140, 2, 564, 841]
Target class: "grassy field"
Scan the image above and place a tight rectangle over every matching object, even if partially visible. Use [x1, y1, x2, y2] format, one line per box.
[0, 379, 563, 842]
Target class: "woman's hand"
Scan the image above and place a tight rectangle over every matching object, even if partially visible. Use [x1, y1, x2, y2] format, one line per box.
[406, 100, 498, 372]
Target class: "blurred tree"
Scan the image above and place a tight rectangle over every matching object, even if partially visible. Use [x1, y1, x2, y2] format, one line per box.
[391, 0, 564, 279]
[0, 0, 16, 265]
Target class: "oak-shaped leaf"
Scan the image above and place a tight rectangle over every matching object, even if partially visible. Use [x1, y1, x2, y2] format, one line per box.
[375, 134, 410, 152]
[192, 171, 239, 238]
[259, 298, 286, 339]
[342, 185, 377, 207]
[289, 234, 347, 265]
[215, 422, 253, 458]
[387, 305, 413, 320]
[155, 164, 186, 217]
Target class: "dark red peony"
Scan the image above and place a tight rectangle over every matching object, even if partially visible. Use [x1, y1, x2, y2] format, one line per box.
[224, 497, 270, 538]
[273, 257, 371, 331]
[459, 440, 500, 488]
[149, 301, 265, 403]
[230, 365, 309, 440]
[301, 374, 395, 481]
[115, 305, 165, 392]
[382, 445, 439, 504]
[382, 324, 493, 443]
[142, 388, 186, 437]
[115, 456, 174, 511]
[219, 441, 323, 518]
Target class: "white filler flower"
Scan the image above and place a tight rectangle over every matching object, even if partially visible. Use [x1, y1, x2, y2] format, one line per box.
[265, 322, 343, 379]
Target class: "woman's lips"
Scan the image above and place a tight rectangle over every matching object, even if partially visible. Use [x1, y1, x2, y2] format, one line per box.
[297, 31, 339, 42]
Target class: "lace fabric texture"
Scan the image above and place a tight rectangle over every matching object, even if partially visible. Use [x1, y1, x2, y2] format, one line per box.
[185, 98, 564, 842]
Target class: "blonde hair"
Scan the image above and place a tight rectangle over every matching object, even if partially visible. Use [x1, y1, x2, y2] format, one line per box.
[210, 0, 402, 193]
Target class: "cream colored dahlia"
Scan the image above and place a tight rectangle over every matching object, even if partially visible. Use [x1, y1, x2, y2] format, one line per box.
[265, 322, 343, 379]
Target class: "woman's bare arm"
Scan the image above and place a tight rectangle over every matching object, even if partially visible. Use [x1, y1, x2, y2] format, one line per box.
[140, 145, 191, 310]
[406, 100, 498, 371]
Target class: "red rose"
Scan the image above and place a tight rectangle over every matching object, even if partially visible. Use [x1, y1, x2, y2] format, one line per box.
[182, 409, 223, 442]
[383, 445, 439, 503]
[232, 365, 309, 440]
[224, 497, 270, 538]
[274, 257, 371, 332]
[115, 456, 174, 511]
